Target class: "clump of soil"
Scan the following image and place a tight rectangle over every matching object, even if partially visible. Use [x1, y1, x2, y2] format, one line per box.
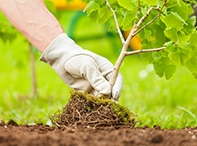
[50, 90, 136, 128]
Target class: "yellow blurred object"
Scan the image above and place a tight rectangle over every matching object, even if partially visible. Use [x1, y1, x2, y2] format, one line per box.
[50, 0, 142, 50]
[124, 30, 142, 50]
[51, 0, 87, 10]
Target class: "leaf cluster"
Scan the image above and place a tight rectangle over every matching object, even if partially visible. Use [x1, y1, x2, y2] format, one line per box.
[82, 0, 197, 79]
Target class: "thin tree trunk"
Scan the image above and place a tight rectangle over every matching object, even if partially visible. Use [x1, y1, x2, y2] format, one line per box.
[29, 43, 37, 97]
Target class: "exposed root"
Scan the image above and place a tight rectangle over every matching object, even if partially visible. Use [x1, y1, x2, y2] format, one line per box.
[50, 90, 136, 128]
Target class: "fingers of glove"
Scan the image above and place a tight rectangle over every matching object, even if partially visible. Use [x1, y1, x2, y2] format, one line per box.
[64, 55, 111, 95]
[91, 54, 123, 99]
[95, 55, 114, 77]
[63, 57, 93, 92]
[111, 72, 123, 100]
[84, 50, 114, 78]
[111, 98, 119, 103]
[64, 77, 93, 93]
[89, 89, 102, 97]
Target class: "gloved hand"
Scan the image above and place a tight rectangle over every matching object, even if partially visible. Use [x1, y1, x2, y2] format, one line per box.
[40, 33, 123, 102]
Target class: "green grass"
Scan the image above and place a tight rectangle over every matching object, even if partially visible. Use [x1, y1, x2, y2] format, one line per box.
[0, 10, 197, 129]
[119, 56, 197, 129]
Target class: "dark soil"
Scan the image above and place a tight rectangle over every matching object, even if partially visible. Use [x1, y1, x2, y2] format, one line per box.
[1, 91, 197, 145]
[0, 121, 197, 146]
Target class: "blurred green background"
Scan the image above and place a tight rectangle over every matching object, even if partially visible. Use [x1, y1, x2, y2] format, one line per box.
[0, 2, 197, 129]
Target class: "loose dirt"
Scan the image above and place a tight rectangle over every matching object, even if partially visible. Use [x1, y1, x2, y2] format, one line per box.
[1, 91, 197, 145]
[0, 121, 197, 146]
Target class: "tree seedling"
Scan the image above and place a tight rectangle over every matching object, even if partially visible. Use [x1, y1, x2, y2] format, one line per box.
[82, 0, 197, 87]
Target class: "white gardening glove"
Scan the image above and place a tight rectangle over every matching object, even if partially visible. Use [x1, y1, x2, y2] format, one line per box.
[40, 33, 123, 102]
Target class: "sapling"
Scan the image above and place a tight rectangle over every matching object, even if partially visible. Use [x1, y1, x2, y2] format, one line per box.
[52, 0, 197, 127]
[106, 0, 167, 86]
[82, 0, 197, 88]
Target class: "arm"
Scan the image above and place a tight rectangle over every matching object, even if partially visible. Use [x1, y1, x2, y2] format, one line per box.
[0, 0, 123, 102]
[0, 0, 63, 53]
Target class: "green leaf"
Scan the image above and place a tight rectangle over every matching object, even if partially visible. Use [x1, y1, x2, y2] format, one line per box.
[164, 41, 174, 51]
[141, 0, 158, 5]
[189, 31, 197, 47]
[117, 0, 137, 10]
[161, 13, 184, 31]
[107, 0, 116, 5]
[141, 7, 148, 16]
[177, 31, 190, 46]
[171, 12, 187, 25]
[83, 1, 100, 14]
[180, 42, 192, 54]
[89, 11, 99, 22]
[164, 28, 178, 43]
[165, 44, 178, 53]
[117, 14, 124, 28]
[176, 0, 181, 6]
[144, 29, 152, 41]
[169, 50, 191, 65]
[164, 29, 189, 46]
[152, 51, 161, 61]
[94, 0, 105, 5]
[171, 1, 190, 21]
[185, 57, 197, 78]
[153, 62, 176, 79]
[140, 40, 153, 50]
[160, 51, 169, 58]
[139, 28, 154, 41]
[140, 52, 154, 63]
[122, 11, 135, 30]
[153, 24, 166, 47]
[183, 16, 196, 34]
[187, 16, 196, 26]
[98, 6, 113, 24]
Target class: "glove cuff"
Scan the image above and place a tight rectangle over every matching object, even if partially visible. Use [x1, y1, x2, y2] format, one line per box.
[40, 33, 65, 63]
[39, 33, 83, 66]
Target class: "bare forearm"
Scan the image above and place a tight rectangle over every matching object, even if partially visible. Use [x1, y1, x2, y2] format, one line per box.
[0, 0, 64, 52]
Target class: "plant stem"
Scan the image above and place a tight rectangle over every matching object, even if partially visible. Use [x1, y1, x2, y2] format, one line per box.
[108, 0, 168, 87]
[125, 47, 165, 56]
[135, 0, 141, 20]
[109, 44, 128, 86]
[106, 0, 125, 44]
[30, 43, 37, 97]
[126, 6, 154, 44]
[108, 5, 154, 86]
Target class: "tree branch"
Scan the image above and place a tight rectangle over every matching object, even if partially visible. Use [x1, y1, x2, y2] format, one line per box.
[133, 14, 160, 37]
[126, 0, 167, 44]
[136, 7, 154, 29]
[135, 0, 141, 22]
[108, 0, 168, 88]
[125, 47, 165, 56]
[108, 6, 155, 86]
[133, 1, 167, 37]
[126, 6, 154, 44]
[138, 0, 140, 9]
[106, 0, 125, 44]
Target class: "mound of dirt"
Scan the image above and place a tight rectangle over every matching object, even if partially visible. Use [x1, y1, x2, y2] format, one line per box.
[50, 90, 136, 128]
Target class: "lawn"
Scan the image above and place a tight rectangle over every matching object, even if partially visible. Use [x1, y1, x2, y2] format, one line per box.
[0, 9, 197, 129]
